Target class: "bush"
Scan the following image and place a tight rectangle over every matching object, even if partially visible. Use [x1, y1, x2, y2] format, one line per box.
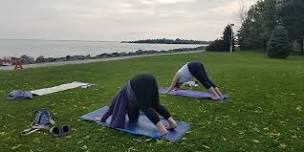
[206, 39, 225, 51]
[267, 25, 290, 58]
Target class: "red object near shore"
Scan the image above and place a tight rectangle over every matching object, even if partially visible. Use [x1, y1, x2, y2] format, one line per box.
[0, 57, 23, 70]
[0, 57, 13, 66]
[14, 60, 23, 70]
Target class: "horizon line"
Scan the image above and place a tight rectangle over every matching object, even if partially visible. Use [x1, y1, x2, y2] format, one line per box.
[0, 38, 212, 42]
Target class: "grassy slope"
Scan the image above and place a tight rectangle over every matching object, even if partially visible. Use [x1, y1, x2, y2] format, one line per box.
[0, 52, 303, 151]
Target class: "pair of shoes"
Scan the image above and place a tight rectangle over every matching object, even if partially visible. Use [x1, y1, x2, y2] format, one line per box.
[49, 125, 70, 137]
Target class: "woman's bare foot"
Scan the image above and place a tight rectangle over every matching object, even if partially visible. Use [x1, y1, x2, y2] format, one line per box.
[159, 129, 169, 136]
[167, 117, 177, 130]
[156, 122, 169, 136]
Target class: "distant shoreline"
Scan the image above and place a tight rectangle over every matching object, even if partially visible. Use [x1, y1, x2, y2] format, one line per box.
[0, 38, 118, 43]
[0, 50, 204, 71]
[121, 38, 211, 45]
[1, 46, 206, 66]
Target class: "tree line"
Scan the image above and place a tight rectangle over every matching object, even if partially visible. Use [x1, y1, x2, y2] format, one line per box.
[238, 0, 304, 53]
[122, 38, 211, 44]
[206, 0, 303, 58]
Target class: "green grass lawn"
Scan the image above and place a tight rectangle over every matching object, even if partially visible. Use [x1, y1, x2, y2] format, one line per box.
[0, 51, 304, 151]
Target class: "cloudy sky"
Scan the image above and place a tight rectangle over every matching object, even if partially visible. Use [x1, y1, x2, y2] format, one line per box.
[0, 0, 257, 41]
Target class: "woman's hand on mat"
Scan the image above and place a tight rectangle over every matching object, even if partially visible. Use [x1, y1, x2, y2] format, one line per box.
[166, 88, 177, 94]
[210, 95, 220, 101]
[165, 90, 172, 94]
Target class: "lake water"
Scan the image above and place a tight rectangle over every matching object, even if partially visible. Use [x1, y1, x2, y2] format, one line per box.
[0, 39, 205, 58]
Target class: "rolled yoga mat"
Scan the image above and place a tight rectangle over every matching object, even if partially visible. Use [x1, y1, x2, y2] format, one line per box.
[30, 81, 95, 96]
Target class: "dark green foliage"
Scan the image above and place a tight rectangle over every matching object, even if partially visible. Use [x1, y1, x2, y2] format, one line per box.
[238, 0, 304, 52]
[207, 25, 235, 52]
[267, 25, 289, 58]
[238, 0, 277, 50]
[281, 0, 304, 54]
[206, 39, 223, 51]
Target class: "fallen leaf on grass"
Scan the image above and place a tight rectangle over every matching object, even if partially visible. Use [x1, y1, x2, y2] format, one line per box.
[83, 135, 90, 139]
[82, 106, 89, 110]
[132, 138, 142, 142]
[145, 139, 152, 142]
[11, 144, 22, 150]
[252, 139, 259, 143]
[263, 127, 269, 131]
[266, 132, 281, 137]
[81, 145, 88, 150]
[65, 135, 72, 139]
[186, 131, 192, 134]
[77, 140, 84, 144]
[7, 114, 16, 119]
[291, 135, 297, 139]
[156, 140, 165, 144]
[238, 131, 245, 135]
[296, 106, 302, 112]
[252, 128, 260, 133]
[33, 137, 41, 144]
[127, 147, 139, 152]
[202, 144, 210, 149]
[279, 143, 287, 149]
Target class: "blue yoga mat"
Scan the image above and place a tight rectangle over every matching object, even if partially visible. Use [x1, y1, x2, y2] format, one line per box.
[80, 107, 190, 142]
[159, 87, 228, 101]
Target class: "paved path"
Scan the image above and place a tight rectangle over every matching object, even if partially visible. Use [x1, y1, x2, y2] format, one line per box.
[0, 51, 203, 71]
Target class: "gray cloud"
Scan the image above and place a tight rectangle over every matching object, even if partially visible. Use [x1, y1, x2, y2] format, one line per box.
[0, 0, 257, 41]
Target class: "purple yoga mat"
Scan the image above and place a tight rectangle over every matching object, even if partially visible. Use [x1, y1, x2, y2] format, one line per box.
[159, 87, 228, 101]
[80, 107, 190, 142]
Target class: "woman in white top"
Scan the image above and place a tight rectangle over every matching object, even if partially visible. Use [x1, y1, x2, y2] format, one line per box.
[167, 61, 223, 100]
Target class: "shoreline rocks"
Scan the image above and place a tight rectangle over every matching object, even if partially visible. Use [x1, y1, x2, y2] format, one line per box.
[7, 46, 205, 65]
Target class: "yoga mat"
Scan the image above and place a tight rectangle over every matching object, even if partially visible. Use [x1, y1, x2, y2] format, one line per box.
[159, 87, 228, 101]
[30, 81, 95, 96]
[80, 107, 190, 142]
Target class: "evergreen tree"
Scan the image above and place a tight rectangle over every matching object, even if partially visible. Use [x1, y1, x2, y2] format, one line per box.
[267, 25, 289, 58]
[281, 0, 304, 54]
[222, 25, 235, 51]
[206, 25, 235, 52]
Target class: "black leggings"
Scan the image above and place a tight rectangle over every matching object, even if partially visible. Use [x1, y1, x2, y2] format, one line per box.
[128, 74, 171, 124]
[187, 61, 216, 89]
